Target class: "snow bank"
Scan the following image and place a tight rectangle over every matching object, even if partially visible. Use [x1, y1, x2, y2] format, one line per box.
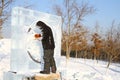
[0, 39, 10, 80]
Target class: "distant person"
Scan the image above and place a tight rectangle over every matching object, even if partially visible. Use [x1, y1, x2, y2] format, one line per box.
[36, 21, 57, 74]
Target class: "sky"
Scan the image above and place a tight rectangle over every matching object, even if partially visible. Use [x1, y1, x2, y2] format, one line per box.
[12, 0, 120, 26]
[2, 0, 120, 38]
[83, 0, 120, 33]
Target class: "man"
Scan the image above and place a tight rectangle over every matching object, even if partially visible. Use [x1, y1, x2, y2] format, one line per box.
[36, 21, 57, 74]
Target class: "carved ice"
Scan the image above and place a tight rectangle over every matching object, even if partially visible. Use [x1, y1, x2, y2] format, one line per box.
[3, 7, 61, 80]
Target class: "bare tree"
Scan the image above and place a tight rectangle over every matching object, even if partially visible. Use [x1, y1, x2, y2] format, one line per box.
[91, 33, 102, 63]
[0, 0, 13, 25]
[104, 21, 120, 68]
[0, 0, 13, 38]
[71, 25, 88, 58]
[53, 0, 95, 60]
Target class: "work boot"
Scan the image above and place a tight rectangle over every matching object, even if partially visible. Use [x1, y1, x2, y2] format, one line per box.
[40, 61, 50, 74]
[40, 71, 50, 74]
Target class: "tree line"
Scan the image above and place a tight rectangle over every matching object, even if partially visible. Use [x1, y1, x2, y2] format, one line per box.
[62, 21, 120, 66]
[53, 0, 120, 67]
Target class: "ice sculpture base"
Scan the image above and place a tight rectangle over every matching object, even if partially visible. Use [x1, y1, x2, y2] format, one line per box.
[3, 71, 60, 80]
[35, 72, 60, 80]
[3, 71, 36, 80]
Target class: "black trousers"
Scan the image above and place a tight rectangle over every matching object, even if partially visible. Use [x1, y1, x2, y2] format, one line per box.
[43, 49, 56, 72]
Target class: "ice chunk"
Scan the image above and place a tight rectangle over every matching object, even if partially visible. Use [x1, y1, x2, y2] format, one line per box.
[10, 7, 62, 73]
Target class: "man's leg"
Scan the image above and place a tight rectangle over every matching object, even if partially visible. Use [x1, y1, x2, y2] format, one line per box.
[40, 50, 50, 74]
[50, 49, 57, 73]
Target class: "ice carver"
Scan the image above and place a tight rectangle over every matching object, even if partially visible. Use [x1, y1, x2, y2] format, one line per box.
[36, 21, 57, 74]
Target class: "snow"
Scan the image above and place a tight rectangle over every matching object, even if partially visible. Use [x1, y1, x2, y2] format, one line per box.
[0, 39, 120, 80]
[60, 58, 120, 80]
[0, 39, 10, 80]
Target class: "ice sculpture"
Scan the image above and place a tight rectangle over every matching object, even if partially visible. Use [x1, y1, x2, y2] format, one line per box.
[3, 7, 61, 80]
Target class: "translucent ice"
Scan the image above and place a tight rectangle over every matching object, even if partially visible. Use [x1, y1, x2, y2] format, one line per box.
[11, 7, 62, 73]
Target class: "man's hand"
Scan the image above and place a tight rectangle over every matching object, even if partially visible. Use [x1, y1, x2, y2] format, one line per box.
[34, 34, 41, 39]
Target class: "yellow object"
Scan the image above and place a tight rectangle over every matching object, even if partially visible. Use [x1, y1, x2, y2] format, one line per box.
[35, 73, 60, 80]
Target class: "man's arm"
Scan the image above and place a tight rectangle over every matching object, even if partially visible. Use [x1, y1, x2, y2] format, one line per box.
[49, 28, 55, 49]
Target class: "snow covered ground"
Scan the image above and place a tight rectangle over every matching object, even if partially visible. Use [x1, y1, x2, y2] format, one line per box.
[60, 57, 120, 80]
[0, 39, 120, 80]
[0, 39, 10, 80]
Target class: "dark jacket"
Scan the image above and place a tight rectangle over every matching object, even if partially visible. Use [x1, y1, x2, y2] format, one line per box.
[36, 21, 55, 50]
